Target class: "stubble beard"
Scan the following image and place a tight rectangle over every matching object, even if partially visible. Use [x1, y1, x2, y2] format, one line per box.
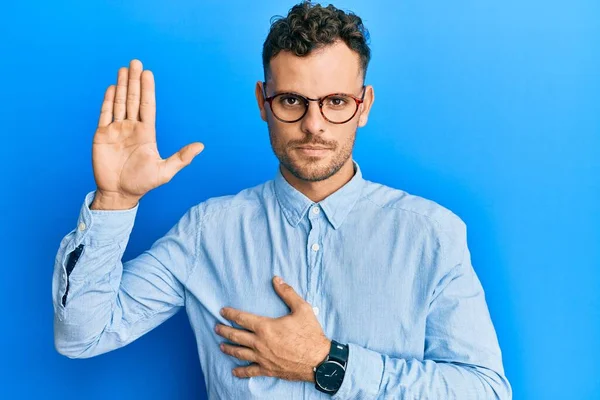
[268, 126, 356, 182]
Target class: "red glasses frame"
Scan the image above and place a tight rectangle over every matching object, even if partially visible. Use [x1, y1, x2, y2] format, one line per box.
[262, 82, 366, 124]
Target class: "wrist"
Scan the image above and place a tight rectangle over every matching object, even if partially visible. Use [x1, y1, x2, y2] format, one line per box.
[91, 190, 140, 210]
[314, 339, 348, 395]
[307, 337, 331, 382]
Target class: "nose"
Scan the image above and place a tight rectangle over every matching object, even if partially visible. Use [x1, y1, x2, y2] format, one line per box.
[300, 100, 327, 134]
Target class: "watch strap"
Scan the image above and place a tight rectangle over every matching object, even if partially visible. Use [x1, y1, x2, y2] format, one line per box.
[329, 340, 348, 366]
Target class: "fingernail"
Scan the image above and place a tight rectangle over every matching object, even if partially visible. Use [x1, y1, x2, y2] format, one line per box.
[275, 276, 283, 284]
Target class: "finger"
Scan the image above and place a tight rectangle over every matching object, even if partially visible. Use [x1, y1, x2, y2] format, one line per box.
[160, 142, 205, 184]
[216, 324, 258, 348]
[220, 307, 264, 333]
[140, 69, 156, 125]
[98, 85, 116, 128]
[113, 67, 128, 121]
[220, 343, 258, 363]
[233, 363, 264, 378]
[272, 276, 306, 312]
[126, 59, 143, 121]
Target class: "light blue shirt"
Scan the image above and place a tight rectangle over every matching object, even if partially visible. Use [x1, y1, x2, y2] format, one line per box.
[52, 160, 511, 399]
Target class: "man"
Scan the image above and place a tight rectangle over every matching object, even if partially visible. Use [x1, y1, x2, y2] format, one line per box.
[53, 2, 511, 399]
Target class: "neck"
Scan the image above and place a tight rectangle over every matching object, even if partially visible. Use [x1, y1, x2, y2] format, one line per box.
[280, 158, 355, 203]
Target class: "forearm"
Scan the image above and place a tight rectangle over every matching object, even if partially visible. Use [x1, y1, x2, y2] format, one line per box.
[53, 190, 193, 359]
[332, 224, 511, 399]
[53, 239, 126, 358]
[53, 191, 139, 358]
[331, 343, 511, 400]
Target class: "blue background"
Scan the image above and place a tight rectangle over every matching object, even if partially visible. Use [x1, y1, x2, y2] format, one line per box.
[1, 0, 598, 399]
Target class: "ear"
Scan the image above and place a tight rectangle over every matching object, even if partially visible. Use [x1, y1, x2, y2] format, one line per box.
[357, 85, 375, 127]
[255, 81, 268, 122]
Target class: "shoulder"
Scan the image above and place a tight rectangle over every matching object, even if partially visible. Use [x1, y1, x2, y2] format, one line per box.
[360, 179, 467, 257]
[194, 179, 275, 223]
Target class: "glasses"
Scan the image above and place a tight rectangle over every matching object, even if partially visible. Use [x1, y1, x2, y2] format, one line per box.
[263, 82, 366, 124]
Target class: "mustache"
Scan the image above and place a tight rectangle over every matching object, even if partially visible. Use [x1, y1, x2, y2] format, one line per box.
[289, 138, 336, 149]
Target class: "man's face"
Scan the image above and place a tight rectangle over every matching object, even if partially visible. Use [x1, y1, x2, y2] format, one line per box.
[256, 41, 374, 182]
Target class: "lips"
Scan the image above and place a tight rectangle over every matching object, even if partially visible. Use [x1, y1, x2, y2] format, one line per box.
[294, 146, 332, 157]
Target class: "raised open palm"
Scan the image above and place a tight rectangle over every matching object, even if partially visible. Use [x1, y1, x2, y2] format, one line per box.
[91, 59, 204, 209]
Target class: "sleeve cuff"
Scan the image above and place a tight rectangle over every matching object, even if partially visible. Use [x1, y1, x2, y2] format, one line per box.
[331, 342, 384, 400]
[73, 190, 139, 246]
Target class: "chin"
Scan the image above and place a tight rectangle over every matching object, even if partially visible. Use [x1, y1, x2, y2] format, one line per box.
[285, 155, 343, 182]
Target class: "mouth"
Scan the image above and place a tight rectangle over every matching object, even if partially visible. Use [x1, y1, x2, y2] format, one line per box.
[294, 146, 333, 157]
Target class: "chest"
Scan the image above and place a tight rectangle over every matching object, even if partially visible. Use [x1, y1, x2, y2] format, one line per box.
[188, 215, 441, 360]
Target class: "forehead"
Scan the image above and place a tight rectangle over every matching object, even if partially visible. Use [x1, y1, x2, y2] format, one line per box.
[267, 41, 362, 95]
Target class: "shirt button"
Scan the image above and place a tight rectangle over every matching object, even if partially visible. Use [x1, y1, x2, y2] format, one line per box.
[312, 243, 320, 252]
[78, 222, 86, 231]
[312, 206, 320, 214]
[313, 306, 320, 316]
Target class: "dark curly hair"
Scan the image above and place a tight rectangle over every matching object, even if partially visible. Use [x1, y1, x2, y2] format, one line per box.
[262, 1, 371, 82]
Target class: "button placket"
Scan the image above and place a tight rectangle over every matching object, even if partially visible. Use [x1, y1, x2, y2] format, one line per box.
[306, 204, 322, 306]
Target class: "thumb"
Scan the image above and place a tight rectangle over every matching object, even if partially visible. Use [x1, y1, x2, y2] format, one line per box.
[272, 276, 306, 313]
[160, 142, 204, 183]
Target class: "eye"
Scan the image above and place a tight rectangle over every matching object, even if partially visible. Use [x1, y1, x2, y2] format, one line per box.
[278, 95, 303, 107]
[326, 96, 349, 107]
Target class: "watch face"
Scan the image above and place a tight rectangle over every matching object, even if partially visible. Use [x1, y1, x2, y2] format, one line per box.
[316, 361, 345, 392]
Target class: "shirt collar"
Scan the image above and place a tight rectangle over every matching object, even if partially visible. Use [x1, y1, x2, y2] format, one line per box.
[273, 160, 365, 230]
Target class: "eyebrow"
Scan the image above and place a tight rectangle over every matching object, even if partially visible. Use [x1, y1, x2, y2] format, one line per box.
[267, 88, 361, 98]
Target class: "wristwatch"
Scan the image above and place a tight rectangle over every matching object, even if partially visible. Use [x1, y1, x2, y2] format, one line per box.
[314, 339, 349, 395]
